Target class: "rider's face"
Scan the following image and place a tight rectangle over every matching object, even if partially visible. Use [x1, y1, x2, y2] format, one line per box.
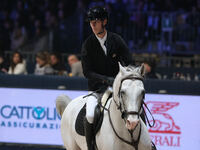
[90, 19, 106, 35]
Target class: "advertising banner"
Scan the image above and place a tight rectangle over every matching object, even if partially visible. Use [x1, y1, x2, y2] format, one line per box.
[0, 88, 87, 145]
[0, 88, 200, 149]
[145, 94, 200, 150]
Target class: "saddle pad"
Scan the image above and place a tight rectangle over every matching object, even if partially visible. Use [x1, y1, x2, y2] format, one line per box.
[75, 104, 86, 136]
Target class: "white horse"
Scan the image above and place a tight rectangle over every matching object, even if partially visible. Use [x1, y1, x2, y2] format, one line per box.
[56, 63, 152, 150]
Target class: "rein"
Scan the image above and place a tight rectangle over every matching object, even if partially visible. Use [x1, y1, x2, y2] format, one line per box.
[107, 75, 155, 150]
[108, 102, 142, 150]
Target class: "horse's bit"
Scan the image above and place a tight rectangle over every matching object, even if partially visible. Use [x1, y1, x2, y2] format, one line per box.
[108, 76, 155, 150]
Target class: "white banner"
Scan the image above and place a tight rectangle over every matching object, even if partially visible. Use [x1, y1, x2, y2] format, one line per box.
[0, 87, 87, 145]
[0, 88, 200, 150]
[145, 94, 200, 150]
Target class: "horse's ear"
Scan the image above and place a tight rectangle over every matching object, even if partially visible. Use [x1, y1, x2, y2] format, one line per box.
[140, 63, 145, 77]
[118, 62, 126, 74]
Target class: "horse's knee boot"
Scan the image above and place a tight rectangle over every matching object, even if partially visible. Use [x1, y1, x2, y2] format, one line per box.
[84, 118, 95, 150]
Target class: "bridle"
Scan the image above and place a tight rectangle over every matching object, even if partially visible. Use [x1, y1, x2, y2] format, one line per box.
[107, 75, 154, 150]
[116, 76, 145, 120]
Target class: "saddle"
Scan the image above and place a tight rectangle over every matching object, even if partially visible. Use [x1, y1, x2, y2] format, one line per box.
[75, 89, 112, 136]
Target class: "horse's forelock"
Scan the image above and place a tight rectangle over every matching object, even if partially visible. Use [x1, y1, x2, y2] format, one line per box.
[119, 65, 143, 80]
[127, 65, 135, 70]
[113, 65, 143, 105]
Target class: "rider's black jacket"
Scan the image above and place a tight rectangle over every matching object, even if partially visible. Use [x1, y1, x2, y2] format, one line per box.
[81, 32, 134, 92]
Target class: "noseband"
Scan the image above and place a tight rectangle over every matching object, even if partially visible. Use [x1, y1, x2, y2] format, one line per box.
[108, 75, 144, 150]
[115, 76, 145, 120]
[108, 75, 155, 149]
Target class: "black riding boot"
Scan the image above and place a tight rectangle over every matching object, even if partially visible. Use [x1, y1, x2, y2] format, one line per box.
[84, 118, 95, 150]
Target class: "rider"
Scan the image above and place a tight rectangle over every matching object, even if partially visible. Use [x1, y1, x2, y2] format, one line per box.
[81, 6, 134, 150]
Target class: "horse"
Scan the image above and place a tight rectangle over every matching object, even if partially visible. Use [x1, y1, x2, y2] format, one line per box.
[56, 63, 152, 150]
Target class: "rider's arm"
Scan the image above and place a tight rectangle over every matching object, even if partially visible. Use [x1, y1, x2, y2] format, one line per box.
[81, 41, 113, 86]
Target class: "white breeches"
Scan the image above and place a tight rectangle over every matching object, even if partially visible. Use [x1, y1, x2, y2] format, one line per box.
[86, 93, 99, 124]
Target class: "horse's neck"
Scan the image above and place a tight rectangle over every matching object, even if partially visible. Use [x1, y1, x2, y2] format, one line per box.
[109, 98, 124, 126]
[109, 98, 142, 140]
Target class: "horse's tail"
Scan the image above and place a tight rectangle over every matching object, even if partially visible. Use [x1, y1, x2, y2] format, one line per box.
[56, 94, 71, 117]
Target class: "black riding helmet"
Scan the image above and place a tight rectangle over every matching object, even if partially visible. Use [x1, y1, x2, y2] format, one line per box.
[86, 6, 108, 22]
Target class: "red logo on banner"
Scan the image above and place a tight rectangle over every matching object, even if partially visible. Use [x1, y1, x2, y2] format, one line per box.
[146, 101, 181, 134]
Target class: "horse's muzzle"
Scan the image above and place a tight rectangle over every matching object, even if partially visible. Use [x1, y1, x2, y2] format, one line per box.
[126, 118, 139, 130]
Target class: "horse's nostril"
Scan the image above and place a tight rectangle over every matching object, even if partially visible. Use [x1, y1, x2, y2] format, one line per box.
[127, 120, 131, 125]
[126, 119, 139, 130]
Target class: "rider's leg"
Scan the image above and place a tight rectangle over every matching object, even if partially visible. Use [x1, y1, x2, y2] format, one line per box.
[84, 118, 95, 150]
[86, 95, 98, 123]
[84, 94, 98, 150]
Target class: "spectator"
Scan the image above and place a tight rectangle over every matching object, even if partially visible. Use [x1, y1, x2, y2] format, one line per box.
[32, 26, 49, 52]
[34, 51, 54, 75]
[0, 53, 9, 73]
[50, 52, 67, 75]
[1, 19, 12, 51]
[8, 51, 27, 75]
[144, 61, 160, 79]
[161, 13, 173, 51]
[67, 54, 83, 77]
[10, 26, 27, 50]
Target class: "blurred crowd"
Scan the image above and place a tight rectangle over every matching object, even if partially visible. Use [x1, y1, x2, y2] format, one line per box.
[1, 50, 199, 82]
[0, 0, 200, 80]
[0, 0, 200, 53]
[0, 0, 78, 53]
[0, 51, 84, 77]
